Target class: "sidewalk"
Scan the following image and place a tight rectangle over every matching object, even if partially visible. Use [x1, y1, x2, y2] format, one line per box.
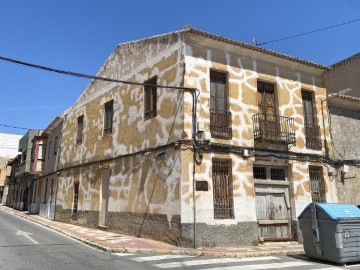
[0, 205, 304, 258]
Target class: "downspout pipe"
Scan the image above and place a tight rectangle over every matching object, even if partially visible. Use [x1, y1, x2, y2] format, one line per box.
[185, 87, 200, 249]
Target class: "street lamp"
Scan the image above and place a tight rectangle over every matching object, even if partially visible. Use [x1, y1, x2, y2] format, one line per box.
[321, 88, 352, 157]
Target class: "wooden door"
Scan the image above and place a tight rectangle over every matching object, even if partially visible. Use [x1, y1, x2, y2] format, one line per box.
[254, 166, 291, 242]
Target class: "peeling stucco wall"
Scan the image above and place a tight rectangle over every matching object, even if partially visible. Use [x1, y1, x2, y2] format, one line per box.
[181, 34, 335, 241]
[56, 29, 340, 247]
[56, 31, 186, 243]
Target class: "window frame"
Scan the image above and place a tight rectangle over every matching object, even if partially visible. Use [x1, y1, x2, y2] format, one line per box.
[73, 182, 79, 214]
[76, 115, 84, 144]
[54, 136, 58, 155]
[309, 166, 326, 203]
[256, 80, 277, 116]
[103, 100, 114, 136]
[144, 76, 157, 120]
[47, 141, 52, 160]
[212, 158, 234, 220]
[253, 165, 288, 182]
[301, 90, 317, 126]
[210, 70, 229, 114]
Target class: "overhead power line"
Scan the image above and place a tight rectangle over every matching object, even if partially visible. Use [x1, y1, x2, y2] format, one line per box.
[0, 54, 199, 131]
[0, 55, 195, 91]
[257, 18, 360, 46]
[0, 123, 31, 131]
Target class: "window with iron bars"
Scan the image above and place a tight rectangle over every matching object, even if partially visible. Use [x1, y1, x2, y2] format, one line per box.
[212, 158, 234, 219]
[253, 166, 287, 181]
[309, 166, 326, 203]
[73, 182, 79, 214]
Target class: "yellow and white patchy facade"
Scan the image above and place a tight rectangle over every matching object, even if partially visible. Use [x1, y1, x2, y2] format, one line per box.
[56, 28, 337, 247]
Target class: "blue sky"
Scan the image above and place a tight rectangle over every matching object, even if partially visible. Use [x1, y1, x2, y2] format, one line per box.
[0, 0, 359, 136]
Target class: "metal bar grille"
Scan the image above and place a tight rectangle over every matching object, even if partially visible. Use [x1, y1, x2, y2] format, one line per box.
[270, 168, 286, 181]
[305, 124, 322, 149]
[309, 166, 326, 203]
[73, 183, 79, 214]
[253, 113, 296, 144]
[210, 110, 232, 139]
[254, 166, 267, 180]
[212, 158, 234, 219]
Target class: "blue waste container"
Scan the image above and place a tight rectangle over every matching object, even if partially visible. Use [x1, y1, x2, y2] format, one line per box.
[298, 203, 360, 264]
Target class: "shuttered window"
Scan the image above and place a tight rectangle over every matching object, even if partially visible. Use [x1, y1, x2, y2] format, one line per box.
[301, 91, 315, 126]
[209, 71, 232, 139]
[144, 76, 157, 119]
[309, 166, 326, 203]
[76, 115, 84, 144]
[257, 81, 276, 115]
[103, 100, 113, 135]
[210, 71, 228, 113]
[212, 158, 234, 219]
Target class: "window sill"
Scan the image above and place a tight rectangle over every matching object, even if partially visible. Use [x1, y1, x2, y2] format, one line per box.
[103, 130, 113, 137]
[144, 114, 156, 121]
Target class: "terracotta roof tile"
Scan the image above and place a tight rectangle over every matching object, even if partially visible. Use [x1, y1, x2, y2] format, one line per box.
[186, 28, 329, 70]
[330, 52, 360, 69]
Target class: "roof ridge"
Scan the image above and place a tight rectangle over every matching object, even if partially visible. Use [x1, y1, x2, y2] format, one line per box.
[330, 52, 360, 69]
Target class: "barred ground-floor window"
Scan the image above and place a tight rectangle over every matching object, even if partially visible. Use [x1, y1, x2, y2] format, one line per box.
[212, 158, 234, 219]
[309, 166, 326, 203]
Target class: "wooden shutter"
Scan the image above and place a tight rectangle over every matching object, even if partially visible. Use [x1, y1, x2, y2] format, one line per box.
[257, 81, 275, 116]
[302, 91, 314, 126]
[144, 76, 157, 119]
[77, 115, 84, 144]
[104, 100, 113, 135]
[210, 71, 227, 113]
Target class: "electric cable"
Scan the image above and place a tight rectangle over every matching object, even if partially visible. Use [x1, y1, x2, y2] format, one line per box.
[257, 18, 360, 46]
[0, 55, 196, 91]
[0, 123, 31, 130]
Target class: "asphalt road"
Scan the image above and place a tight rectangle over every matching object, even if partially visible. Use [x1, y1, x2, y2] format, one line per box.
[0, 209, 358, 270]
[0, 210, 142, 270]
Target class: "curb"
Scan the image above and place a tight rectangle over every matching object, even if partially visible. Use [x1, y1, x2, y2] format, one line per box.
[1, 206, 304, 258]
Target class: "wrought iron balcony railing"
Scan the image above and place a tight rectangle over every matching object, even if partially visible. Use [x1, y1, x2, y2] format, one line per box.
[305, 124, 322, 149]
[210, 110, 232, 139]
[253, 113, 296, 144]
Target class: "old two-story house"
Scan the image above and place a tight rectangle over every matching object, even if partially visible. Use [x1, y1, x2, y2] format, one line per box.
[7, 130, 42, 211]
[6, 154, 21, 208]
[0, 133, 22, 204]
[55, 28, 339, 247]
[323, 54, 360, 205]
[30, 116, 63, 219]
[0, 157, 10, 203]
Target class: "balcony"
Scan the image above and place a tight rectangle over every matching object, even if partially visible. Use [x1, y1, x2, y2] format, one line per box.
[4, 176, 11, 185]
[210, 110, 232, 139]
[305, 124, 322, 149]
[15, 160, 26, 176]
[253, 113, 295, 144]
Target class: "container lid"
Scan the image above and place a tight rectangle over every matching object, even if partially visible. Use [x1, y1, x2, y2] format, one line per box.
[298, 203, 360, 220]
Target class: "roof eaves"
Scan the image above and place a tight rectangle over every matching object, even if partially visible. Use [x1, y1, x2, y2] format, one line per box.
[186, 28, 330, 71]
[328, 93, 360, 102]
[330, 52, 360, 70]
